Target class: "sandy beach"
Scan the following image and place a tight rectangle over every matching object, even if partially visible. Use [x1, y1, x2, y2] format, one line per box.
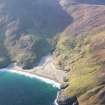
[8, 69, 61, 89]
[5, 54, 66, 89]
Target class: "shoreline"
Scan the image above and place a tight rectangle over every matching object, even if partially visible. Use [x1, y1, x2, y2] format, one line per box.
[0, 68, 61, 89]
[7, 54, 66, 84]
[0, 68, 60, 105]
[1, 54, 65, 105]
[7, 67, 61, 105]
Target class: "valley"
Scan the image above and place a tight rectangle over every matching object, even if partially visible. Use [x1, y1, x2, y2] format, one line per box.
[0, 0, 105, 105]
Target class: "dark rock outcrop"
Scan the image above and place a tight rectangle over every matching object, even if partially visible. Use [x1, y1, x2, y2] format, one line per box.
[57, 91, 79, 105]
[63, 77, 69, 82]
[61, 83, 69, 89]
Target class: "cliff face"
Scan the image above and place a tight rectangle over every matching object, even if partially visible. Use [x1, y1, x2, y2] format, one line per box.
[55, 1, 105, 105]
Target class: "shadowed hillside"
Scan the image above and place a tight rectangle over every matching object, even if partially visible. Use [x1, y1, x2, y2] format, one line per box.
[1, 0, 72, 37]
[0, 0, 72, 68]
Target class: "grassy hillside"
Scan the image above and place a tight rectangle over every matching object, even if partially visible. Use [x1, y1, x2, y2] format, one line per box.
[0, 0, 105, 104]
[54, 2, 105, 105]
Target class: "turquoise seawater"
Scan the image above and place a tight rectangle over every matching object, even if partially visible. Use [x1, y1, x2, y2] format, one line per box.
[0, 70, 58, 105]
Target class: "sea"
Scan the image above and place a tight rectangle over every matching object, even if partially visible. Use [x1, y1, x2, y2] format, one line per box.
[0, 69, 58, 105]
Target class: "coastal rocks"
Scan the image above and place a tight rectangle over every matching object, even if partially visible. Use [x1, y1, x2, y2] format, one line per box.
[57, 91, 79, 105]
[56, 77, 78, 105]
[64, 67, 71, 73]
[63, 77, 69, 82]
[61, 83, 69, 89]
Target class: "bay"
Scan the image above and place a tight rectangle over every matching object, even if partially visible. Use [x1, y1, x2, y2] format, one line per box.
[0, 70, 58, 105]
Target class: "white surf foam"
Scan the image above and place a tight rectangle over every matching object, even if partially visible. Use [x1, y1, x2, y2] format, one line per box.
[0, 68, 61, 89]
[54, 92, 59, 105]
